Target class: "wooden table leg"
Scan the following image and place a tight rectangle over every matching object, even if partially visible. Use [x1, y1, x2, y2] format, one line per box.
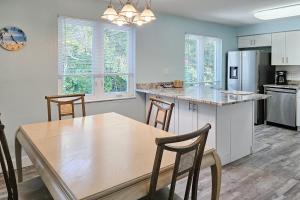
[210, 151, 221, 200]
[15, 131, 23, 182]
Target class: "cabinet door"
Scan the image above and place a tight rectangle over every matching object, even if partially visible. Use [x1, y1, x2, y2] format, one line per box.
[272, 32, 286, 65]
[178, 100, 197, 135]
[238, 36, 254, 48]
[286, 31, 300, 65]
[198, 104, 216, 148]
[254, 34, 271, 47]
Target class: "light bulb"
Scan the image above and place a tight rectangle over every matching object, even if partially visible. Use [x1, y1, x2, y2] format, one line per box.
[126, 12, 134, 18]
[107, 15, 115, 21]
[137, 21, 143, 26]
[145, 16, 151, 22]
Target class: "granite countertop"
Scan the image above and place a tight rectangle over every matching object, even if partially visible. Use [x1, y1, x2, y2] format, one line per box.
[263, 84, 300, 90]
[136, 86, 269, 106]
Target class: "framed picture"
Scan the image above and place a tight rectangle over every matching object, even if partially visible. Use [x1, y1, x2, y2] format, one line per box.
[0, 26, 27, 51]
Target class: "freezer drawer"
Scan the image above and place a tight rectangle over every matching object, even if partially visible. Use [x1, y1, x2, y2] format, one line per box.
[266, 88, 296, 127]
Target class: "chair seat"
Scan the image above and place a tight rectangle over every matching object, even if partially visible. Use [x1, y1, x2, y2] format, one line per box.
[140, 188, 183, 200]
[18, 177, 53, 200]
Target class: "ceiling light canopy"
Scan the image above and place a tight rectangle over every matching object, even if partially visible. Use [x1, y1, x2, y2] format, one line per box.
[101, 0, 156, 26]
[254, 4, 300, 20]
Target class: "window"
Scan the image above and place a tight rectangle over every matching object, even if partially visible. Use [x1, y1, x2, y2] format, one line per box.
[58, 17, 135, 101]
[184, 34, 222, 85]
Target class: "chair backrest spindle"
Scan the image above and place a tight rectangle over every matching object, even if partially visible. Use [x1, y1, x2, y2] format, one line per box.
[146, 97, 175, 132]
[0, 115, 18, 200]
[148, 123, 211, 200]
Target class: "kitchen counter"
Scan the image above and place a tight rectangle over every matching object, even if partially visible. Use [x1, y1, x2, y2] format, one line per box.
[263, 84, 300, 90]
[136, 86, 269, 106]
[139, 85, 262, 164]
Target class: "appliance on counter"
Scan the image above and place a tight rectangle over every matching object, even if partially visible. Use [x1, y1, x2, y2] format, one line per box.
[227, 50, 275, 125]
[265, 87, 296, 128]
[275, 71, 288, 85]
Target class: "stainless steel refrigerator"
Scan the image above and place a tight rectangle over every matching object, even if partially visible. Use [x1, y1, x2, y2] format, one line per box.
[227, 50, 275, 124]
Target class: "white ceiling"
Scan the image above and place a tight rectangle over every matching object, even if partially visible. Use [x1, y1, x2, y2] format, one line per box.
[150, 0, 300, 26]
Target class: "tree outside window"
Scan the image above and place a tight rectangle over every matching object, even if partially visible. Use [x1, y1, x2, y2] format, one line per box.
[185, 34, 222, 85]
[58, 17, 135, 101]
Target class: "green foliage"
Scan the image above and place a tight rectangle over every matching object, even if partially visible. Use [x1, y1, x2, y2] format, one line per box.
[63, 76, 93, 94]
[185, 38, 198, 83]
[62, 23, 130, 95]
[103, 28, 129, 93]
[104, 75, 128, 93]
[185, 36, 218, 84]
[203, 38, 216, 82]
[104, 28, 129, 73]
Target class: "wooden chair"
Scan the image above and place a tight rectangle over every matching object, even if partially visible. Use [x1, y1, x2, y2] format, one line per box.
[0, 115, 53, 200]
[45, 94, 86, 121]
[146, 123, 211, 200]
[146, 97, 175, 132]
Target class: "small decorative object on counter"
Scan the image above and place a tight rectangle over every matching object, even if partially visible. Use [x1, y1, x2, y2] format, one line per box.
[161, 82, 174, 88]
[0, 26, 27, 51]
[173, 80, 183, 88]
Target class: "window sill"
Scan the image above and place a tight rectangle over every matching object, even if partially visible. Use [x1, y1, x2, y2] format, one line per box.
[76, 95, 137, 104]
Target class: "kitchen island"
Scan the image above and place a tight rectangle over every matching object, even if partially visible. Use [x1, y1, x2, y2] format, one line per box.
[137, 85, 269, 165]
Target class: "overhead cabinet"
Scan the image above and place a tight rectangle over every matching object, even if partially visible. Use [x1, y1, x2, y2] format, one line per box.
[238, 34, 271, 48]
[272, 31, 300, 65]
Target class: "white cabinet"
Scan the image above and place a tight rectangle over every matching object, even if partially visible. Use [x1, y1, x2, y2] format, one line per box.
[238, 34, 271, 48]
[177, 100, 198, 134]
[272, 31, 300, 65]
[144, 95, 254, 164]
[216, 102, 254, 164]
[238, 36, 254, 48]
[272, 32, 286, 65]
[254, 34, 272, 47]
[197, 104, 216, 149]
[285, 31, 300, 65]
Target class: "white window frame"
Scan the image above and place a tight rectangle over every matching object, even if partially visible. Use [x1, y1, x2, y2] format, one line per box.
[184, 34, 222, 85]
[58, 16, 136, 102]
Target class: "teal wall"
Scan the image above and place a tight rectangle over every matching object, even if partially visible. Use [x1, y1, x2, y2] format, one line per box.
[237, 16, 300, 36]
[136, 13, 237, 83]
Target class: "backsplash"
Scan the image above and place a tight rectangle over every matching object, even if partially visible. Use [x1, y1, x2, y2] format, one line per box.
[276, 66, 300, 83]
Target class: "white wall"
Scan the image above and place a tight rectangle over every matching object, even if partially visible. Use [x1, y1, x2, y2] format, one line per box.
[236, 16, 300, 36]
[0, 0, 237, 156]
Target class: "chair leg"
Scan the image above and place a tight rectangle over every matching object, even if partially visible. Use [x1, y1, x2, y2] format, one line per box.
[211, 151, 222, 200]
[15, 133, 23, 182]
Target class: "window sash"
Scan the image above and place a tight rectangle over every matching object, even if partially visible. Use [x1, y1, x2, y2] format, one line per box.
[185, 34, 222, 85]
[58, 16, 135, 101]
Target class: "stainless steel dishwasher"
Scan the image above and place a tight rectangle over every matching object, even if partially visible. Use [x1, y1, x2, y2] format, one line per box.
[265, 87, 297, 127]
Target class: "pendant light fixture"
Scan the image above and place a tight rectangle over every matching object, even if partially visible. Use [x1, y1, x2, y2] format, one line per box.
[120, 0, 138, 19]
[101, 1, 118, 21]
[133, 13, 145, 26]
[101, 0, 156, 26]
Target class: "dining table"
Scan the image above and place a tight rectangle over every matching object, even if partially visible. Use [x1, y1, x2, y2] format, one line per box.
[15, 112, 221, 200]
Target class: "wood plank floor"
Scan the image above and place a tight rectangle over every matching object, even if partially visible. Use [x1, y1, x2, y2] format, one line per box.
[1, 125, 299, 199]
